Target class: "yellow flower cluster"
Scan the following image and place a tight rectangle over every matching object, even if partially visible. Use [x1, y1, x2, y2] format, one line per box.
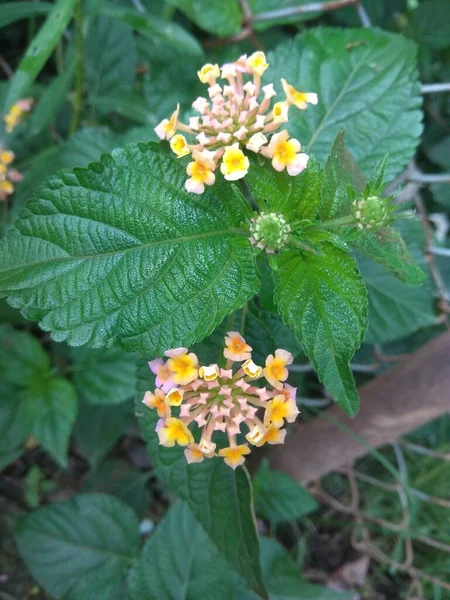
[155, 52, 318, 194]
[4, 98, 33, 133]
[142, 333, 299, 469]
[0, 147, 22, 201]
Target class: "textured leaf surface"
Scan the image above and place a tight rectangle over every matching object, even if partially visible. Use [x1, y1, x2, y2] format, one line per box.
[271, 238, 368, 415]
[15, 493, 140, 600]
[4, 0, 76, 109]
[267, 28, 423, 180]
[127, 501, 235, 600]
[71, 346, 137, 405]
[136, 361, 266, 597]
[167, 0, 242, 36]
[246, 155, 324, 221]
[253, 460, 318, 523]
[0, 143, 258, 355]
[84, 16, 137, 106]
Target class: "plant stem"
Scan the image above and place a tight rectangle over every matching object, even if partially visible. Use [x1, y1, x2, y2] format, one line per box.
[313, 215, 355, 229]
[69, 0, 83, 136]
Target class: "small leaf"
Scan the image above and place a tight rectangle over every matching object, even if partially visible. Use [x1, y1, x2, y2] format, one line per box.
[253, 460, 318, 523]
[71, 346, 138, 405]
[271, 237, 368, 416]
[91, 5, 203, 56]
[166, 0, 243, 37]
[267, 28, 423, 180]
[127, 501, 236, 600]
[246, 155, 324, 221]
[0, 324, 50, 386]
[0, 2, 52, 29]
[14, 493, 140, 600]
[4, 0, 77, 110]
[0, 143, 259, 355]
[21, 377, 78, 466]
[0, 383, 28, 454]
[320, 131, 365, 221]
[136, 360, 267, 598]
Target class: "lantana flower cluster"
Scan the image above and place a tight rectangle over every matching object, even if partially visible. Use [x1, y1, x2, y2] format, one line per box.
[142, 332, 299, 469]
[1, 98, 33, 201]
[155, 51, 317, 194]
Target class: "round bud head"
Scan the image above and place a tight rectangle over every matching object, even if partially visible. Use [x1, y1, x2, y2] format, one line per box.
[249, 212, 291, 253]
[352, 195, 389, 230]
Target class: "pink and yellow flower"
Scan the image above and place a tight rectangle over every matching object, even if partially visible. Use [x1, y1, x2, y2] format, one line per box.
[148, 358, 174, 392]
[263, 130, 309, 176]
[185, 150, 216, 194]
[155, 104, 180, 140]
[4, 98, 33, 133]
[281, 79, 318, 110]
[142, 334, 300, 468]
[220, 144, 250, 181]
[0, 145, 24, 202]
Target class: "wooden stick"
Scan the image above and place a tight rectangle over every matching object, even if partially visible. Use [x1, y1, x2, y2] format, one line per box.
[261, 330, 450, 482]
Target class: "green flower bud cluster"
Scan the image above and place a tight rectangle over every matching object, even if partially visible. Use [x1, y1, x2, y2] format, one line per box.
[249, 212, 291, 254]
[352, 195, 389, 231]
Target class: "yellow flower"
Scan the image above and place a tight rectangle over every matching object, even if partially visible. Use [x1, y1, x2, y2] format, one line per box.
[0, 150, 14, 164]
[263, 130, 309, 176]
[197, 63, 220, 84]
[166, 347, 199, 385]
[242, 358, 262, 378]
[220, 143, 249, 181]
[281, 78, 318, 110]
[264, 349, 293, 389]
[0, 180, 14, 196]
[272, 101, 289, 123]
[170, 134, 190, 157]
[158, 417, 194, 447]
[185, 150, 216, 194]
[4, 98, 33, 133]
[255, 425, 287, 446]
[246, 132, 268, 153]
[246, 51, 269, 76]
[199, 364, 219, 381]
[166, 387, 184, 406]
[223, 331, 252, 362]
[154, 104, 180, 140]
[246, 424, 267, 446]
[218, 445, 251, 469]
[264, 395, 299, 429]
[142, 389, 170, 418]
[185, 444, 206, 464]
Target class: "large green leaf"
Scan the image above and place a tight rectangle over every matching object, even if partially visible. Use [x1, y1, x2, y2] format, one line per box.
[92, 5, 202, 56]
[271, 237, 368, 415]
[246, 155, 324, 221]
[136, 360, 267, 598]
[84, 16, 137, 107]
[235, 537, 352, 600]
[127, 501, 235, 600]
[253, 460, 318, 523]
[0, 143, 259, 355]
[0, 2, 52, 28]
[4, 0, 77, 110]
[167, 0, 242, 36]
[15, 493, 140, 600]
[71, 346, 137, 405]
[21, 377, 78, 466]
[266, 28, 423, 180]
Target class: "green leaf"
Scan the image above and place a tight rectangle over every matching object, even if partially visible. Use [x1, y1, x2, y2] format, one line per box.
[82, 460, 151, 518]
[0, 143, 259, 355]
[84, 16, 137, 107]
[253, 460, 318, 523]
[0, 2, 52, 29]
[236, 537, 352, 600]
[4, 0, 77, 110]
[352, 226, 426, 286]
[74, 399, 134, 468]
[167, 0, 242, 37]
[411, 1, 450, 49]
[71, 346, 137, 405]
[246, 155, 324, 221]
[21, 377, 78, 466]
[14, 493, 140, 600]
[267, 28, 423, 180]
[0, 325, 50, 387]
[127, 501, 236, 600]
[28, 57, 76, 137]
[91, 5, 203, 56]
[271, 237, 368, 415]
[0, 383, 28, 454]
[320, 131, 365, 220]
[92, 92, 158, 126]
[136, 361, 267, 598]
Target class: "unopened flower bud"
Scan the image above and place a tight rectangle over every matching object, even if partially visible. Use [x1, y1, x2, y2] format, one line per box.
[249, 212, 291, 253]
[352, 195, 389, 230]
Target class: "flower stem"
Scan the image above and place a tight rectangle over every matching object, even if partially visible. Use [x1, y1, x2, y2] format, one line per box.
[313, 215, 355, 229]
[69, 0, 83, 136]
